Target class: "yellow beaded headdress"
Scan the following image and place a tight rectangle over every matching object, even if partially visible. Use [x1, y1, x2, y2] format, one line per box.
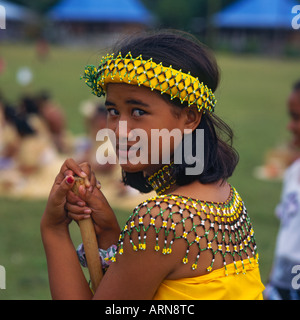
[83, 52, 216, 113]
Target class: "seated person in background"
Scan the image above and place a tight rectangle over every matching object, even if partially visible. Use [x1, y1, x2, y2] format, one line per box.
[36, 91, 70, 154]
[265, 80, 300, 300]
[0, 104, 19, 167]
[18, 94, 51, 140]
[0, 113, 62, 198]
[80, 102, 115, 174]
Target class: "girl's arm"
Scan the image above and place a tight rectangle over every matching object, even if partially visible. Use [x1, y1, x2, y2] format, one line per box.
[41, 174, 93, 299]
[42, 170, 184, 299]
[41, 222, 93, 299]
[41, 159, 121, 299]
[92, 201, 187, 300]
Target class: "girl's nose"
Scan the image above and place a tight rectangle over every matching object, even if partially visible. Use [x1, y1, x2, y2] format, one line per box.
[115, 120, 131, 142]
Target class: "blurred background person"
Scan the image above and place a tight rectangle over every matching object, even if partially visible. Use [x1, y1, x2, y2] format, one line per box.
[265, 80, 300, 300]
[35, 90, 71, 154]
[0, 56, 5, 74]
[0, 106, 61, 197]
[13, 116, 56, 176]
[77, 100, 115, 174]
[0, 103, 19, 170]
[19, 94, 52, 141]
[36, 36, 50, 61]
[0, 97, 64, 198]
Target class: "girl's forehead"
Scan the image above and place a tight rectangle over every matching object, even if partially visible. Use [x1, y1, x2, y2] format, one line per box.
[106, 83, 160, 101]
[107, 83, 150, 93]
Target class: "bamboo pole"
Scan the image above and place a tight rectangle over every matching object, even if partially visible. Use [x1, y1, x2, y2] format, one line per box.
[72, 176, 102, 293]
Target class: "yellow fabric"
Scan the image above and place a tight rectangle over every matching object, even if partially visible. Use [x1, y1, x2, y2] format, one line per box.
[153, 258, 265, 300]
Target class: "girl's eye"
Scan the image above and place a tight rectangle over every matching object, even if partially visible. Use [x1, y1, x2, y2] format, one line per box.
[132, 109, 146, 117]
[107, 108, 119, 116]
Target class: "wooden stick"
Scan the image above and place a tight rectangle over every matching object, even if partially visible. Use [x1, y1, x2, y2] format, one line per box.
[72, 176, 102, 293]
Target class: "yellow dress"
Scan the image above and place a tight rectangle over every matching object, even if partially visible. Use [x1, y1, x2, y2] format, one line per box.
[114, 185, 265, 300]
[153, 257, 264, 300]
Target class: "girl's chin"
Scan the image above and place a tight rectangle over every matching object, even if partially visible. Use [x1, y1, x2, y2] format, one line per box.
[118, 162, 149, 173]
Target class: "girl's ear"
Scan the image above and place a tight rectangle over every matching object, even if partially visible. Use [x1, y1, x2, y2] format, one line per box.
[183, 107, 202, 131]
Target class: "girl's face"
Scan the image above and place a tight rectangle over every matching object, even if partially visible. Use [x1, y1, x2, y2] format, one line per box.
[287, 90, 300, 147]
[105, 83, 191, 174]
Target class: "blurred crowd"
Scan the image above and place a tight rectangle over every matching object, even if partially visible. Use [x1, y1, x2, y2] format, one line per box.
[0, 90, 143, 203]
[0, 90, 71, 198]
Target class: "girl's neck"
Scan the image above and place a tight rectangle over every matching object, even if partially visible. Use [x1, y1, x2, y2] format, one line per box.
[145, 162, 176, 196]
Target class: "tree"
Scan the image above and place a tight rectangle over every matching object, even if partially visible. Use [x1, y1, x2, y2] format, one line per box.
[141, 0, 237, 30]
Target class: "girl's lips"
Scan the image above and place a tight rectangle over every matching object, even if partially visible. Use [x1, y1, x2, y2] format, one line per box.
[116, 145, 139, 158]
[116, 144, 138, 151]
[117, 148, 129, 158]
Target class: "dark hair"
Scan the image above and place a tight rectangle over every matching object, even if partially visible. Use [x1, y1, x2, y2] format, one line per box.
[15, 117, 36, 136]
[112, 30, 239, 192]
[20, 95, 39, 115]
[4, 104, 36, 137]
[293, 79, 300, 91]
[4, 104, 17, 123]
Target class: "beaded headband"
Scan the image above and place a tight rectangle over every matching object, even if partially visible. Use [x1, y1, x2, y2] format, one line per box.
[82, 52, 216, 113]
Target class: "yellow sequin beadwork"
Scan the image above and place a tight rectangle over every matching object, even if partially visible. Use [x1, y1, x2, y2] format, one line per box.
[82, 52, 217, 114]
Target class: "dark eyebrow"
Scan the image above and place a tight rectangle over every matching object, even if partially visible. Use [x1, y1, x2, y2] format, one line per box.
[125, 99, 149, 107]
[105, 98, 150, 108]
[105, 100, 115, 107]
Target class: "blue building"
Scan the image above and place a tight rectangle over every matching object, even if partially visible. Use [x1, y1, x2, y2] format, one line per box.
[47, 0, 154, 45]
[213, 0, 300, 54]
[0, 0, 38, 40]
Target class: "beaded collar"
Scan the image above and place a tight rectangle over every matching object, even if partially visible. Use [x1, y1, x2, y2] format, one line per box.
[146, 162, 176, 196]
[113, 185, 259, 276]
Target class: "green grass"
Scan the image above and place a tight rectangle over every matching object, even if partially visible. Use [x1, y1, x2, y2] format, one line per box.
[0, 197, 129, 300]
[0, 43, 299, 299]
[0, 198, 51, 299]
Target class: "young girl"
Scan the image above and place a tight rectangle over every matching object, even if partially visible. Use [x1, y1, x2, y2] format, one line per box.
[41, 30, 265, 300]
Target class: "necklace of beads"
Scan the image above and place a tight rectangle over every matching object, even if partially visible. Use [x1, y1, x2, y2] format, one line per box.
[113, 186, 259, 276]
[146, 162, 176, 196]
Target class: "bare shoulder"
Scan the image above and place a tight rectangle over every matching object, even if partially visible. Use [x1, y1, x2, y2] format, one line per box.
[113, 187, 258, 278]
[96, 195, 188, 299]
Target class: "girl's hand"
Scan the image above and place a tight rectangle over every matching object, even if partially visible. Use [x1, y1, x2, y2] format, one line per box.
[60, 158, 101, 205]
[61, 158, 100, 191]
[41, 174, 76, 231]
[65, 186, 121, 249]
[41, 158, 90, 231]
